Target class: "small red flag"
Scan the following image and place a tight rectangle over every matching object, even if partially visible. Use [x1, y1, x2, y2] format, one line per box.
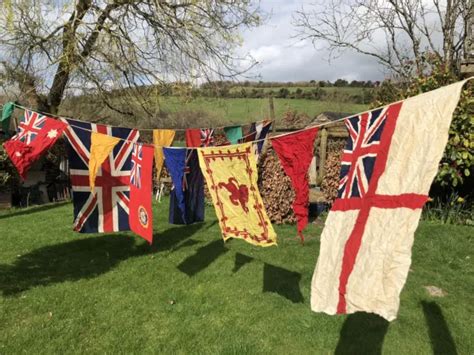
[3, 113, 67, 179]
[129, 143, 154, 244]
[185, 128, 214, 147]
[271, 127, 319, 243]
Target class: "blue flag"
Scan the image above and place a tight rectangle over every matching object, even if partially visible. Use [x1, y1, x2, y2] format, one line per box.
[163, 148, 205, 224]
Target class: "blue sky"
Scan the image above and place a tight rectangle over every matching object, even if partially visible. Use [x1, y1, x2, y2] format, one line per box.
[238, 1, 387, 82]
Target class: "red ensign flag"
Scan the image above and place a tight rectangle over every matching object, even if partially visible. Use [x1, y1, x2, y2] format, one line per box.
[3, 111, 67, 179]
[129, 143, 154, 244]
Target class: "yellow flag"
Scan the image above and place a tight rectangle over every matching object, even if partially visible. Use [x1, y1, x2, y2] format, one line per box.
[89, 132, 120, 192]
[153, 129, 175, 179]
[198, 143, 277, 247]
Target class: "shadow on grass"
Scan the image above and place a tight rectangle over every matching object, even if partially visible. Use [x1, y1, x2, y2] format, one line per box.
[0, 222, 207, 296]
[177, 239, 228, 277]
[334, 312, 389, 355]
[148, 221, 210, 253]
[421, 301, 457, 355]
[233, 253, 254, 273]
[0, 235, 138, 296]
[263, 263, 303, 303]
[0, 201, 70, 220]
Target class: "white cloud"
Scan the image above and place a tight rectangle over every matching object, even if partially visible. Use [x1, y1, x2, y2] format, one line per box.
[237, 1, 387, 82]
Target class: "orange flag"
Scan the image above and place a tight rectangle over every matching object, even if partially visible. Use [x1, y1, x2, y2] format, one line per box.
[89, 132, 120, 192]
[153, 129, 175, 179]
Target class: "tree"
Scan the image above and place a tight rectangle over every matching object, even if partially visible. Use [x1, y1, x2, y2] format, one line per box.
[293, 0, 470, 79]
[0, 0, 260, 119]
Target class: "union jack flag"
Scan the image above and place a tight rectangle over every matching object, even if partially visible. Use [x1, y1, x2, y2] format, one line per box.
[338, 107, 389, 199]
[12, 110, 48, 144]
[200, 128, 214, 147]
[61, 118, 139, 233]
[130, 144, 143, 189]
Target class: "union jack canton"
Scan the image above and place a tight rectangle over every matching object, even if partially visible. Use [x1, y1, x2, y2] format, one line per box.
[338, 107, 389, 199]
[62, 118, 139, 233]
[12, 110, 48, 144]
[200, 128, 214, 147]
[130, 143, 143, 189]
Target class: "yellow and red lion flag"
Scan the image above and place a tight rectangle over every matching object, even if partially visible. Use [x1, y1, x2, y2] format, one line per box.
[198, 143, 277, 247]
[311, 80, 468, 321]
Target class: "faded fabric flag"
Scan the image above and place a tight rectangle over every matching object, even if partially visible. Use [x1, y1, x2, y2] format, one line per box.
[89, 132, 120, 192]
[272, 127, 318, 243]
[310, 80, 467, 322]
[1, 101, 15, 135]
[61, 117, 139, 233]
[3, 110, 67, 179]
[223, 125, 243, 144]
[152, 129, 175, 180]
[185, 128, 214, 147]
[197, 143, 277, 247]
[129, 143, 154, 244]
[163, 147, 205, 225]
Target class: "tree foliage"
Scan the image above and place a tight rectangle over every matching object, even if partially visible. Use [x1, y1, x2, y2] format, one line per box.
[0, 0, 260, 118]
[294, 0, 469, 79]
[372, 55, 473, 189]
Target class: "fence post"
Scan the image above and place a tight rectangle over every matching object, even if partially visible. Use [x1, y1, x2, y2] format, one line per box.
[269, 95, 276, 133]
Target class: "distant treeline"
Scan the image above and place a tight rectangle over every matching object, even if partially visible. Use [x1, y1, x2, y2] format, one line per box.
[59, 79, 377, 107]
[144, 79, 377, 104]
[203, 79, 380, 88]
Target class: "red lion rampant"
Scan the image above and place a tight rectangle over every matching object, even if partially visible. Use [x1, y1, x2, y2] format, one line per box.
[218, 177, 249, 213]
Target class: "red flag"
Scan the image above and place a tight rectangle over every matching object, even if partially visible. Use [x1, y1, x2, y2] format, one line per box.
[3, 115, 67, 179]
[129, 143, 154, 244]
[271, 127, 319, 243]
[185, 128, 214, 147]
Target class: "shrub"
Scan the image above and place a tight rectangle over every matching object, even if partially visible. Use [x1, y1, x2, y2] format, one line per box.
[372, 57, 473, 190]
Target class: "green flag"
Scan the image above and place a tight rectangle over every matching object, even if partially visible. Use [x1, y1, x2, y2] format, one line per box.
[1, 102, 15, 136]
[224, 125, 243, 144]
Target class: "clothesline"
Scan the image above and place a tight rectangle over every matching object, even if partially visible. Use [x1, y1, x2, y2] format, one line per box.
[8, 103, 270, 132]
[4, 103, 355, 148]
[2, 99, 409, 148]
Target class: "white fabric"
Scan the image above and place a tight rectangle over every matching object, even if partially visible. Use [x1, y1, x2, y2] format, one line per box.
[311, 80, 468, 321]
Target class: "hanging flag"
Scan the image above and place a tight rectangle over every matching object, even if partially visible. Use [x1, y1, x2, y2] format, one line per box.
[224, 125, 243, 144]
[3, 110, 67, 179]
[311, 81, 467, 322]
[1, 101, 15, 136]
[61, 117, 139, 233]
[163, 148, 205, 224]
[129, 143, 154, 243]
[272, 127, 319, 243]
[152, 129, 175, 179]
[241, 120, 272, 157]
[198, 143, 277, 247]
[89, 132, 120, 192]
[185, 128, 214, 147]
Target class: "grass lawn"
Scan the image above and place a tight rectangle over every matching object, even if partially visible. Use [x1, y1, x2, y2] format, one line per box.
[0, 200, 472, 353]
[157, 97, 366, 124]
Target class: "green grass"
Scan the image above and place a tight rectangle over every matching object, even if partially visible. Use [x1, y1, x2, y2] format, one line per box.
[0, 201, 472, 353]
[156, 97, 366, 124]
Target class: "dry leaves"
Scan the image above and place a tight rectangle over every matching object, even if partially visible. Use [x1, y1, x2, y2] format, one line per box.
[321, 139, 346, 203]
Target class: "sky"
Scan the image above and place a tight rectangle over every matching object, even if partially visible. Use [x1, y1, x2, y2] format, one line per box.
[238, 1, 388, 82]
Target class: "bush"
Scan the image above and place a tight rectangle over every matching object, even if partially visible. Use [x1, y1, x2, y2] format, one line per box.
[372, 57, 473, 191]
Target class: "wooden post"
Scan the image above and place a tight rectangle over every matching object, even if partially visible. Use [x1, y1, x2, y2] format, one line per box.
[269, 95, 276, 133]
[319, 128, 328, 181]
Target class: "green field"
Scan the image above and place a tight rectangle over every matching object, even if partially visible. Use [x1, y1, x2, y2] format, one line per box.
[0, 201, 472, 353]
[155, 97, 366, 125]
